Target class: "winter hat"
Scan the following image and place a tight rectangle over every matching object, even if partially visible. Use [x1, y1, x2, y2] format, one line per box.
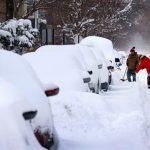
[130, 47, 135, 52]
[139, 54, 145, 60]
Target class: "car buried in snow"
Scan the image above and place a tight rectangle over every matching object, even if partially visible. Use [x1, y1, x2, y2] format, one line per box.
[23, 45, 92, 93]
[79, 37, 114, 91]
[0, 77, 46, 150]
[0, 50, 59, 149]
[24, 44, 111, 93]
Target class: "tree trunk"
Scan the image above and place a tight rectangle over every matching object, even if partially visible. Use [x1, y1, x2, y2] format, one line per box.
[6, 0, 14, 19]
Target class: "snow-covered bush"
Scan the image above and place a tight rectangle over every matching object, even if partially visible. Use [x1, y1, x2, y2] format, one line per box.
[0, 19, 39, 54]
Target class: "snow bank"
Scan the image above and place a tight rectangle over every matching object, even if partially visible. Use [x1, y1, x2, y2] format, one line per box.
[50, 80, 148, 150]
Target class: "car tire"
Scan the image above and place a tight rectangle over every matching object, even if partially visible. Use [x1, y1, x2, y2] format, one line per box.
[101, 82, 109, 92]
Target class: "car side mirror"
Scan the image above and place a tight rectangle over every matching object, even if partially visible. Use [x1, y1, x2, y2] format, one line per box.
[107, 66, 114, 70]
[115, 58, 120, 62]
[23, 110, 37, 120]
[88, 71, 93, 75]
[118, 63, 122, 66]
[83, 77, 91, 83]
[81, 71, 91, 83]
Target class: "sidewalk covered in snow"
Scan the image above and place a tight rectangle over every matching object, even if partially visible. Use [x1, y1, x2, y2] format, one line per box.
[50, 66, 150, 150]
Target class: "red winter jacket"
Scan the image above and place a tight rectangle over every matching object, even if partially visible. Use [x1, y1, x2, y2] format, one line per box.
[135, 57, 150, 74]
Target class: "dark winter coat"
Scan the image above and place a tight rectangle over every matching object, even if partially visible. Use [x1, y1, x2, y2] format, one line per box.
[126, 52, 139, 70]
[136, 56, 150, 75]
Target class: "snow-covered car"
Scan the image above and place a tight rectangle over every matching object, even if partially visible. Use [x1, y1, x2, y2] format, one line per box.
[0, 50, 58, 149]
[80, 36, 116, 65]
[90, 46, 111, 91]
[75, 45, 102, 93]
[79, 37, 113, 91]
[0, 77, 45, 150]
[23, 45, 91, 92]
[24, 44, 106, 93]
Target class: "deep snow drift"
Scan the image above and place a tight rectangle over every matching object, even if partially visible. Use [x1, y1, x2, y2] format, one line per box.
[50, 66, 150, 150]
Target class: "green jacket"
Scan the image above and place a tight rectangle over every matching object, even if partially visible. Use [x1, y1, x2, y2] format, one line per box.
[126, 52, 139, 70]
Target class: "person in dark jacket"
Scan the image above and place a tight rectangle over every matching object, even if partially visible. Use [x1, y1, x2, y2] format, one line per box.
[136, 54, 150, 89]
[126, 47, 139, 82]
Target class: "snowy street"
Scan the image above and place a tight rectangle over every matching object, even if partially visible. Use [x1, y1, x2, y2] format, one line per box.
[1, 1, 150, 150]
[50, 67, 150, 150]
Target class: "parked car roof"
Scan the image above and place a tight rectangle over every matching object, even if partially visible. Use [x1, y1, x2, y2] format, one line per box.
[24, 45, 90, 92]
[80, 36, 115, 63]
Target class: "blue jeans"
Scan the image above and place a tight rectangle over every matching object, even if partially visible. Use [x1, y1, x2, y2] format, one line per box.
[127, 69, 136, 82]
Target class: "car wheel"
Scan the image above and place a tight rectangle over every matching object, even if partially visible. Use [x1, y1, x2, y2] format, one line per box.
[101, 82, 109, 92]
[91, 88, 95, 93]
[104, 83, 109, 92]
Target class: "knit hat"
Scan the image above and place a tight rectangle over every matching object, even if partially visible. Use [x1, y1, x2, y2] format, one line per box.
[130, 47, 135, 52]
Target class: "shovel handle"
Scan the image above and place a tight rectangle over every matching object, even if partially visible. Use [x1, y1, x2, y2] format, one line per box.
[123, 67, 127, 79]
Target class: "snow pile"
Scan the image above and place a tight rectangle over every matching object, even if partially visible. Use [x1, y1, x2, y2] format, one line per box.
[49, 62, 150, 150]
[50, 80, 149, 150]
[22, 43, 150, 150]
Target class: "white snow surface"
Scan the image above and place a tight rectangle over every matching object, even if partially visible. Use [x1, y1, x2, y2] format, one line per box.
[1, 45, 150, 149]
[23, 44, 150, 150]
[0, 29, 12, 37]
[50, 64, 150, 150]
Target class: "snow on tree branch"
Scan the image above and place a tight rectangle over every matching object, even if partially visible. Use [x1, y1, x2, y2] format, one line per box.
[0, 19, 39, 54]
[117, 0, 133, 15]
[23, 0, 56, 19]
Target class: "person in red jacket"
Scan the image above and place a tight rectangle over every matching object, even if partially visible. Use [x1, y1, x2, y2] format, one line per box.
[135, 55, 150, 89]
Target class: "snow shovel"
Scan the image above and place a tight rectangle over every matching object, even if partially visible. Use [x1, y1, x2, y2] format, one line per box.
[120, 67, 127, 81]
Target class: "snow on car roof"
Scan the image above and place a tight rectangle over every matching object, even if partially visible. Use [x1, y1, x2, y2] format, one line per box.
[80, 36, 115, 61]
[23, 45, 89, 92]
[0, 77, 25, 106]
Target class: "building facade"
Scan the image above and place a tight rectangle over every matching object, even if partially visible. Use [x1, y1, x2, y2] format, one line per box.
[0, 0, 6, 22]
